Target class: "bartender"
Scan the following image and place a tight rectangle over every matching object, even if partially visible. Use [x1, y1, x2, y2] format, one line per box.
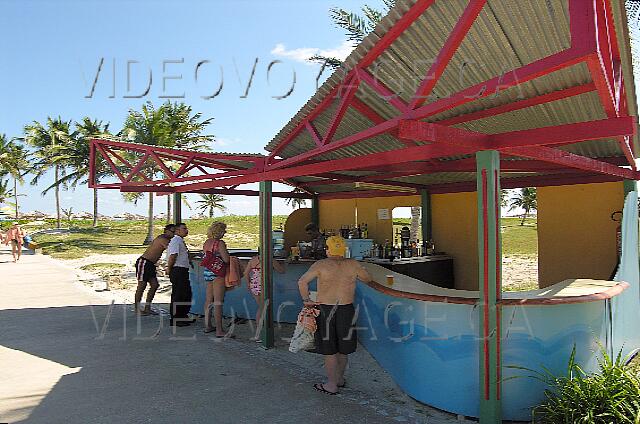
[304, 222, 326, 259]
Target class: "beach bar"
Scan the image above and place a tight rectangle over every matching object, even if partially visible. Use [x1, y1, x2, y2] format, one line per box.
[88, 0, 640, 421]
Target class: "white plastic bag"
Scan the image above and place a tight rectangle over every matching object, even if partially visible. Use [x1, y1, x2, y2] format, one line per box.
[288, 306, 319, 353]
[289, 320, 315, 353]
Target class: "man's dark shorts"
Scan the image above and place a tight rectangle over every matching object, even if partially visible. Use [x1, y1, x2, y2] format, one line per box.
[135, 257, 157, 282]
[314, 304, 357, 355]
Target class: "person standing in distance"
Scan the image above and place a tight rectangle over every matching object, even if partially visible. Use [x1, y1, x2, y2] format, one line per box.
[166, 223, 194, 327]
[134, 224, 175, 315]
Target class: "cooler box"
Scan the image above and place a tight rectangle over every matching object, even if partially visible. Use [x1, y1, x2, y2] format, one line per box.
[345, 239, 373, 260]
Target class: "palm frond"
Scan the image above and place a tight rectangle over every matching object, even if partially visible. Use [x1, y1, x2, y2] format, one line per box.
[329, 8, 369, 43]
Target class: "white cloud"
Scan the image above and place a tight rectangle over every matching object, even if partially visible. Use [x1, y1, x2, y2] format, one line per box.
[270, 41, 354, 65]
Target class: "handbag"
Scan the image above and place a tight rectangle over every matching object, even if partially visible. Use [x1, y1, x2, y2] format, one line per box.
[200, 240, 227, 276]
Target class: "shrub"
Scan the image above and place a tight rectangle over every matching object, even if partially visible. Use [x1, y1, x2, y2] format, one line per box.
[526, 346, 640, 423]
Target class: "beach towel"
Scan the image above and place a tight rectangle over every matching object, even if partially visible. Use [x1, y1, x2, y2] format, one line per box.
[289, 306, 320, 353]
[224, 256, 242, 290]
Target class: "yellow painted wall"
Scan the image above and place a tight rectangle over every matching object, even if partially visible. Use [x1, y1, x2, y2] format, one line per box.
[283, 208, 312, 253]
[432, 192, 479, 290]
[319, 193, 479, 290]
[318, 198, 357, 233]
[537, 182, 623, 287]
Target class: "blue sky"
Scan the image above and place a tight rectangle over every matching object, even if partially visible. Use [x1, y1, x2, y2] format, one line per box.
[0, 0, 387, 217]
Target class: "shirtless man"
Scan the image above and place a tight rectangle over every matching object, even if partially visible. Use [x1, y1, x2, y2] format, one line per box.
[134, 224, 175, 315]
[298, 235, 372, 395]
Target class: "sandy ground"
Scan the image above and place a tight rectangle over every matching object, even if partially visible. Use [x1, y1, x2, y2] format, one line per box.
[50, 252, 537, 423]
[61, 252, 539, 296]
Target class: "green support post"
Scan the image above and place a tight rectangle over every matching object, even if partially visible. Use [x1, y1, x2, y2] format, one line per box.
[311, 195, 319, 227]
[476, 150, 502, 423]
[259, 181, 274, 349]
[173, 193, 182, 224]
[420, 189, 431, 242]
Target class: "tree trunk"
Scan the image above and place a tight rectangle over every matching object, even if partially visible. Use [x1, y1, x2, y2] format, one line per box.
[93, 188, 98, 227]
[520, 210, 528, 226]
[143, 193, 154, 245]
[410, 206, 421, 243]
[55, 165, 61, 229]
[209, 208, 213, 218]
[167, 196, 171, 224]
[13, 178, 18, 219]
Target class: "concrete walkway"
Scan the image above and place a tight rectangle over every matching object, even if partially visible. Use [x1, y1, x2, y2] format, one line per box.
[0, 247, 455, 424]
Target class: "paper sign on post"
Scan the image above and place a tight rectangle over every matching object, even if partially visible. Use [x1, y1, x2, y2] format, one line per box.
[377, 208, 390, 220]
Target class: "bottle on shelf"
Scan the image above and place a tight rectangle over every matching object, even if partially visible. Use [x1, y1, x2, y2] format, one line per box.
[377, 242, 384, 259]
[383, 239, 390, 259]
[362, 223, 368, 239]
[422, 239, 428, 256]
[427, 239, 435, 255]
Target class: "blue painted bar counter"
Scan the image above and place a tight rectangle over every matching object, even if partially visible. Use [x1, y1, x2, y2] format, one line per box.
[189, 257, 315, 323]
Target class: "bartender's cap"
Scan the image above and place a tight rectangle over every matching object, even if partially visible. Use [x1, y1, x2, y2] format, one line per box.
[326, 235, 346, 257]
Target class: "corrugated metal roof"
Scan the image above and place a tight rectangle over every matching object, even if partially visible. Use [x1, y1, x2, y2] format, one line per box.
[264, 0, 637, 192]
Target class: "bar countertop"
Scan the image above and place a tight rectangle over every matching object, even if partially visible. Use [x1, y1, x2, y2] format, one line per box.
[359, 262, 629, 305]
[363, 255, 452, 265]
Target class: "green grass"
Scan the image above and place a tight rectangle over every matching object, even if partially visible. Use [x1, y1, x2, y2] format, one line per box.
[501, 217, 538, 257]
[31, 216, 288, 259]
[30, 215, 538, 260]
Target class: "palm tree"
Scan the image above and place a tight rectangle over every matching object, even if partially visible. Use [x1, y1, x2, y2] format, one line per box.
[122, 101, 214, 244]
[160, 102, 214, 223]
[196, 194, 227, 218]
[75, 118, 111, 227]
[508, 187, 537, 226]
[284, 188, 308, 210]
[309, 1, 396, 68]
[24, 117, 76, 228]
[0, 179, 13, 204]
[0, 134, 28, 219]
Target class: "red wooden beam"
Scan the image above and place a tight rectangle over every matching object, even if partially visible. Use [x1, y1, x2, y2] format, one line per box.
[318, 189, 417, 200]
[406, 48, 592, 121]
[358, 0, 437, 68]
[174, 143, 476, 192]
[305, 121, 323, 147]
[95, 144, 126, 182]
[175, 154, 196, 177]
[266, 0, 437, 162]
[323, 76, 360, 144]
[488, 117, 636, 149]
[398, 118, 636, 151]
[148, 151, 175, 179]
[357, 68, 409, 113]
[94, 138, 262, 160]
[618, 136, 636, 170]
[568, 0, 596, 55]
[267, 74, 350, 162]
[351, 97, 415, 147]
[89, 140, 96, 188]
[267, 118, 401, 170]
[124, 152, 150, 182]
[587, 53, 616, 118]
[437, 83, 596, 126]
[350, 97, 385, 124]
[121, 166, 261, 187]
[501, 145, 639, 180]
[409, 0, 487, 109]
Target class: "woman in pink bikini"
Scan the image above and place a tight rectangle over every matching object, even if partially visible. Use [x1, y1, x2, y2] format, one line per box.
[202, 222, 231, 337]
[244, 252, 285, 340]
